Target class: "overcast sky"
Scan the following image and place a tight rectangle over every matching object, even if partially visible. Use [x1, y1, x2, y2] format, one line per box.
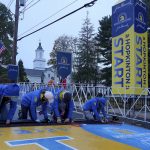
[1, 0, 117, 69]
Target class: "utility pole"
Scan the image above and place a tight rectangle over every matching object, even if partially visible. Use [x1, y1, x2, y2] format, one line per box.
[12, 0, 20, 65]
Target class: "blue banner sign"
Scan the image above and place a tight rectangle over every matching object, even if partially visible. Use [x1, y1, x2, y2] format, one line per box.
[57, 51, 72, 79]
[7, 64, 18, 81]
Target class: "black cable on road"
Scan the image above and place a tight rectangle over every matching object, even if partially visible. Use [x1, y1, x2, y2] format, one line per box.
[17, 0, 98, 41]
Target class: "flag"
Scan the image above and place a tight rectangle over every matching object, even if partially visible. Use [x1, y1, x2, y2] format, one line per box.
[0, 42, 6, 55]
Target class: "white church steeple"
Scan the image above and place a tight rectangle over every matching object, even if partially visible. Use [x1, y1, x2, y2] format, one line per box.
[33, 42, 46, 70]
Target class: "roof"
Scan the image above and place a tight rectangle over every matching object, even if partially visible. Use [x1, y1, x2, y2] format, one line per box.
[35, 42, 44, 51]
[45, 66, 54, 71]
[25, 69, 44, 77]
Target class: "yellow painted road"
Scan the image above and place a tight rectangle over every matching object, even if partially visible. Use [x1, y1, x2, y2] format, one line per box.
[0, 125, 138, 150]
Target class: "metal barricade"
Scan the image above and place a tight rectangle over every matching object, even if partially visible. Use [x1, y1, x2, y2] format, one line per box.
[17, 83, 150, 124]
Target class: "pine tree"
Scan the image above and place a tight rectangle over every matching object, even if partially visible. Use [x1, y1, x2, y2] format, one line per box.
[0, 2, 14, 64]
[18, 59, 28, 82]
[73, 13, 97, 84]
[0, 2, 14, 81]
[95, 16, 112, 86]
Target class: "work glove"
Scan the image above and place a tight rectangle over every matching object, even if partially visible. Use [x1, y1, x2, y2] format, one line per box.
[48, 118, 54, 123]
[57, 117, 61, 123]
[64, 118, 70, 123]
[104, 118, 108, 123]
[35, 119, 41, 123]
[99, 119, 104, 123]
[42, 118, 53, 123]
[6, 119, 11, 125]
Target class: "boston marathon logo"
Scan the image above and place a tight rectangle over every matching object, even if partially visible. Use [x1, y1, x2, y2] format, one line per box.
[135, 1, 147, 31]
[59, 56, 70, 71]
[112, 1, 133, 37]
[61, 57, 68, 64]
[118, 13, 126, 22]
[114, 12, 131, 32]
[138, 12, 144, 23]
[136, 12, 146, 30]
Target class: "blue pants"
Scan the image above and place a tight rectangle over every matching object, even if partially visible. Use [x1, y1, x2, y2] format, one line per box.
[21, 104, 35, 121]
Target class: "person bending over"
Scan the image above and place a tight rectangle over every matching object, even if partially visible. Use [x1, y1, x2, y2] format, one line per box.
[53, 89, 74, 123]
[21, 89, 54, 123]
[83, 93, 108, 123]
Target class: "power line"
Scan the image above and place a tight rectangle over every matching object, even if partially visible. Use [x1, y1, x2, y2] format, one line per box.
[18, 0, 98, 41]
[22, 0, 35, 10]
[25, 0, 30, 3]
[21, 0, 40, 13]
[23, 0, 40, 12]
[18, 0, 79, 37]
[7, 0, 14, 8]
[19, 0, 40, 20]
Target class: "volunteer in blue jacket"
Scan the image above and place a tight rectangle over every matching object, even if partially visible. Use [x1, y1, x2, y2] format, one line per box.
[21, 89, 54, 122]
[83, 93, 108, 123]
[0, 84, 19, 125]
[53, 89, 74, 123]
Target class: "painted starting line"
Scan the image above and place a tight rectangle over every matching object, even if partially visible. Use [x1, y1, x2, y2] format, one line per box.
[0, 123, 149, 150]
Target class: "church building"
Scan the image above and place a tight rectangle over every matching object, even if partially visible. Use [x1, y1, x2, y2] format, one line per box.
[25, 42, 58, 84]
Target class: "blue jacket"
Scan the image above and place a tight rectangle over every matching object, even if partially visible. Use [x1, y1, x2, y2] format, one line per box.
[21, 89, 49, 121]
[83, 97, 107, 120]
[0, 84, 19, 121]
[53, 89, 74, 119]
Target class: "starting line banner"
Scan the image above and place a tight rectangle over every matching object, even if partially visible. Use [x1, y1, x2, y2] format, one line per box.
[112, 0, 148, 95]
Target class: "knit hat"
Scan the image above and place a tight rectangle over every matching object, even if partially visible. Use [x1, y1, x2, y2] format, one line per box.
[63, 91, 71, 102]
[44, 91, 54, 103]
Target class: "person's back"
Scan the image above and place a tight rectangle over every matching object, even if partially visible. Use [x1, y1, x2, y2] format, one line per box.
[21, 89, 42, 107]
[83, 97, 99, 111]
[99, 97, 107, 105]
